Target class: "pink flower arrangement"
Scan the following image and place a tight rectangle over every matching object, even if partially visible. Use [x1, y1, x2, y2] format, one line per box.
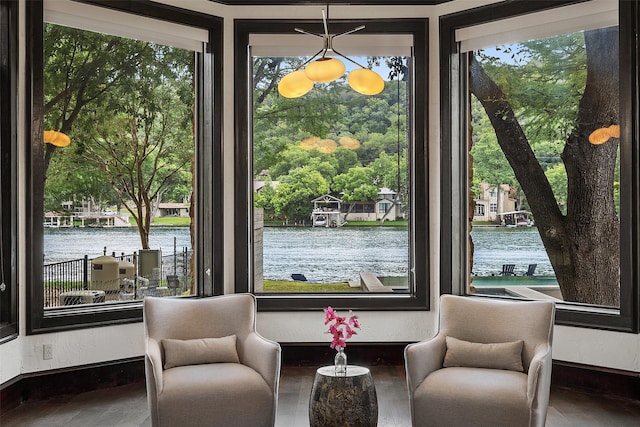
[324, 306, 360, 351]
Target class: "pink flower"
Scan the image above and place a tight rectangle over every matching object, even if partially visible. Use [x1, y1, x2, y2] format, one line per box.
[324, 306, 336, 325]
[324, 307, 360, 351]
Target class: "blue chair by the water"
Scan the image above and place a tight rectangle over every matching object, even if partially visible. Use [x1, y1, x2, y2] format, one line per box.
[500, 264, 516, 276]
[291, 273, 308, 281]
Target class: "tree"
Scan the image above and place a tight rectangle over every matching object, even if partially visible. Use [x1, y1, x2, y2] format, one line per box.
[44, 24, 195, 249]
[80, 80, 193, 249]
[368, 151, 407, 194]
[471, 27, 619, 306]
[43, 24, 145, 174]
[333, 166, 379, 218]
[254, 182, 277, 219]
[271, 166, 330, 222]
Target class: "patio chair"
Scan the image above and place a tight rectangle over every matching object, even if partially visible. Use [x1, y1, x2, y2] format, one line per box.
[144, 294, 281, 427]
[525, 263, 537, 276]
[500, 264, 516, 276]
[405, 295, 555, 427]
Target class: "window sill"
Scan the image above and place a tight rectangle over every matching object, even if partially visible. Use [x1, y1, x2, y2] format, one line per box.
[256, 293, 429, 311]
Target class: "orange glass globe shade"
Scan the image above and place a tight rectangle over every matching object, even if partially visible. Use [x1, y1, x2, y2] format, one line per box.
[347, 68, 384, 95]
[44, 130, 71, 147]
[278, 70, 314, 98]
[589, 124, 620, 145]
[305, 58, 345, 83]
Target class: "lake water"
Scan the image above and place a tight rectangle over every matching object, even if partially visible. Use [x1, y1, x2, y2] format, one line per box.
[44, 225, 553, 281]
[43, 227, 192, 264]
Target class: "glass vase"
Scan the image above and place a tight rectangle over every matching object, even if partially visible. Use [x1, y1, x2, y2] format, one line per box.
[334, 348, 347, 375]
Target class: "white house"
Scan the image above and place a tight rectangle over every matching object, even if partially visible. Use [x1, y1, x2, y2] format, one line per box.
[342, 188, 402, 222]
[472, 183, 520, 223]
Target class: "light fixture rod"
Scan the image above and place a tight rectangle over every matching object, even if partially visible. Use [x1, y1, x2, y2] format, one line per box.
[294, 10, 368, 69]
[322, 9, 329, 38]
[332, 48, 368, 70]
[332, 25, 366, 40]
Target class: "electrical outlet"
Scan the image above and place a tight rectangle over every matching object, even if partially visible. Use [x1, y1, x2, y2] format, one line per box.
[43, 344, 53, 360]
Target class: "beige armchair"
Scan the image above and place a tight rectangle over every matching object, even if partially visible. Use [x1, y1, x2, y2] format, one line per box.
[144, 294, 281, 427]
[405, 295, 555, 427]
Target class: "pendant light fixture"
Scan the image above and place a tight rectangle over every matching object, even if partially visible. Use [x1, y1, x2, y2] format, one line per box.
[277, 6, 384, 98]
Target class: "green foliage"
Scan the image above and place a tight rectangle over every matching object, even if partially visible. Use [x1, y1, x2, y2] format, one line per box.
[545, 163, 568, 214]
[333, 167, 378, 203]
[368, 151, 407, 194]
[471, 33, 590, 205]
[43, 23, 194, 247]
[270, 166, 330, 221]
[476, 33, 586, 144]
[470, 98, 516, 195]
[532, 140, 563, 171]
[251, 56, 410, 222]
[254, 182, 277, 218]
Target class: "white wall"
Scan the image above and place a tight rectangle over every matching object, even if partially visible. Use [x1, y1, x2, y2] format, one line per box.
[2, 0, 638, 388]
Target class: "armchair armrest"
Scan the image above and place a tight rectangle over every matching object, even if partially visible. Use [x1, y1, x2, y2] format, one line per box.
[145, 337, 163, 427]
[241, 331, 282, 393]
[526, 343, 552, 406]
[146, 337, 164, 395]
[404, 334, 446, 394]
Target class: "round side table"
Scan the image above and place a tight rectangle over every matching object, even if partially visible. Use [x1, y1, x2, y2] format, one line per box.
[309, 365, 378, 427]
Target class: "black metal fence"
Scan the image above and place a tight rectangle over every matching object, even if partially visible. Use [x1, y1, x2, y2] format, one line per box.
[43, 248, 192, 308]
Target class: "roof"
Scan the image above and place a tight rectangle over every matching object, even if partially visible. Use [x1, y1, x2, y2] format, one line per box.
[498, 210, 531, 216]
[311, 194, 343, 203]
[158, 203, 189, 209]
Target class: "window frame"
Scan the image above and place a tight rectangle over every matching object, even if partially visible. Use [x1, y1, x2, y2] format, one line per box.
[234, 18, 430, 311]
[25, 0, 224, 334]
[0, 0, 18, 341]
[439, 0, 639, 332]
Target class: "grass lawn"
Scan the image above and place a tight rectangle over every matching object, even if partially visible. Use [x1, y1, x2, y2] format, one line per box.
[152, 217, 191, 226]
[263, 279, 361, 292]
[127, 216, 191, 226]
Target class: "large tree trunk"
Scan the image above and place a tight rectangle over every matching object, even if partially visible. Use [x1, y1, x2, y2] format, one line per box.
[470, 27, 620, 306]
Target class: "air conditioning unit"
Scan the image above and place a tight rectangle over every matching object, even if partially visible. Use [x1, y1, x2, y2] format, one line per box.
[59, 290, 106, 306]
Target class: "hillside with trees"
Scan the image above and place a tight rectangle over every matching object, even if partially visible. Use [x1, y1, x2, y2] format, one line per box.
[252, 57, 409, 223]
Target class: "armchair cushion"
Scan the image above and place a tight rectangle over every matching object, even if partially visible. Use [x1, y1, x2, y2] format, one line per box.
[443, 336, 524, 372]
[162, 335, 240, 369]
[414, 366, 530, 426]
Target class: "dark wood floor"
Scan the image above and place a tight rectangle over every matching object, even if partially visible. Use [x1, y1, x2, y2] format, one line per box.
[2, 365, 640, 427]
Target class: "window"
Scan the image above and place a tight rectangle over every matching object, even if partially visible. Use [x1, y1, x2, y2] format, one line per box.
[26, 0, 223, 332]
[234, 18, 429, 310]
[440, 0, 639, 331]
[0, 0, 17, 341]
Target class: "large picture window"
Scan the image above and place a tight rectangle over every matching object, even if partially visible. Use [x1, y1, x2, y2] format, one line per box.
[26, 0, 222, 332]
[235, 18, 429, 310]
[441, 0, 639, 331]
